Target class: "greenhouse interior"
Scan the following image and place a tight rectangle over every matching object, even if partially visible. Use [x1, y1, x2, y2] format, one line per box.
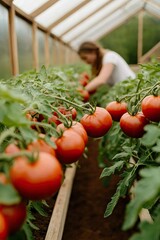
[0, 0, 160, 240]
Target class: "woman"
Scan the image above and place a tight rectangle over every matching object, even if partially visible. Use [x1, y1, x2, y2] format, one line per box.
[78, 41, 136, 93]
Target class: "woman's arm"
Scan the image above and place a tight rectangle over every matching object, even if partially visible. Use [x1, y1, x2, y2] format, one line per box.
[85, 63, 114, 92]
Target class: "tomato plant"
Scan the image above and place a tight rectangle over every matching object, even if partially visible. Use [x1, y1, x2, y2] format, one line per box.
[106, 101, 127, 121]
[10, 152, 63, 200]
[80, 107, 112, 138]
[141, 95, 160, 122]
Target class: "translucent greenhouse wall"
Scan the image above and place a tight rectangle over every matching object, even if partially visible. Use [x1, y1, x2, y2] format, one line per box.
[37, 29, 46, 68]
[15, 16, 33, 73]
[0, 5, 12, 79]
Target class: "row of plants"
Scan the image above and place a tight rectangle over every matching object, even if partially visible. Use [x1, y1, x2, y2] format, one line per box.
[96, 63, 160, 239]
[0, 64, 114, 240]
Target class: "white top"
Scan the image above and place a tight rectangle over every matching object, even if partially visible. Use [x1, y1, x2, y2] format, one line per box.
[102, 51, 136, 86]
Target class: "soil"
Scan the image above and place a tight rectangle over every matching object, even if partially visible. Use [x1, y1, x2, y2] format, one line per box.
[33, 138, 135, 240]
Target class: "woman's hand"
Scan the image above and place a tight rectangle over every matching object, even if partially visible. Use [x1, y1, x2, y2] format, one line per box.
[85, 63, 114, 92]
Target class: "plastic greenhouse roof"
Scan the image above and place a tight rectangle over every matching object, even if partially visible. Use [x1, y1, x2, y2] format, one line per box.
[13, 0, 160, 50]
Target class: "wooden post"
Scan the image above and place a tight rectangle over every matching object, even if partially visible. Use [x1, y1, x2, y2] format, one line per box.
[137, 11, 143, 63]
[9, 2, 19, 75]
[32, 22, 38, 70]
[45, 164, 77, 240]
[45, 32, 50, 67]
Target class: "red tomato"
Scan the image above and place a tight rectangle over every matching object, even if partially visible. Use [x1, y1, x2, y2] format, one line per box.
[53, 107, 77, 121]
[38, 114, 44, 122]
[141, 95, 160, 122]
[79, 77, 89, 87]
[0, 202, 26, 233]
[120, 112, 149, 138]
[71, 122, 88, 145]
[80, 72, 90, 80]
[5, 144, 20, 155]
[55, 129, 85, 164]
[48, 115, 61, 125]
[10, 152, 63, 200]
[0, 173, 8, 184]
[80, 107, 112, 138]
[57, 122, 88, 145]
[70, 108, 77, 120]
[0, 212, 8, 240]
[27, 139, 56, 157]
[77, 88, 90, 102]
[106, 101, 127, 121]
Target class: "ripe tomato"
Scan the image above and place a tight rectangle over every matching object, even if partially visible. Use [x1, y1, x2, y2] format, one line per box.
[79, 77, 89, 87]
[0, 202, 26, 233]
[5, 144, 20, 155]
[80, 72, 90, 80]
[27, 139, 56, 157]
[10, 152, 63, 200]
[141, 95, 160, 122]
[106, 101, 127, 121]
[0, 212, 8, 240]
[70, 108, 77, 120]
[77, 88, 90, 102]
[120, 112, 149, 138]
[0, 173, 8, 184]
[55, 129, 85, 164]
[57, 122, 88, 145]
[80, 107, 112, 138]
[71, 122, 88, 145]
[48, 114, 61, 125]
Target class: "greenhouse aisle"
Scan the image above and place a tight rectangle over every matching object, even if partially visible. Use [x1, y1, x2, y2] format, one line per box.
[62, 138, 134, 240]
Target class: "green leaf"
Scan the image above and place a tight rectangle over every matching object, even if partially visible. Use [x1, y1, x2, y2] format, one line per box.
[104, 167, 137, 217]
[141, 125, 160, 147]
[31, 201, 48, 217]
[0, 184, 21, 205]
[129, 216, 160, 240]
[123, 167, 160, 230]
[22, 223, 34, 240]
[100, 160, 125, 178]
[112, 152, 130, 160]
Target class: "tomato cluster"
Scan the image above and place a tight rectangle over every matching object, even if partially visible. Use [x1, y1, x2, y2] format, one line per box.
[106, 95, 160, 138]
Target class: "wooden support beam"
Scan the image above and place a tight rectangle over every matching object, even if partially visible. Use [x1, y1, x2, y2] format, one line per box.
[9, 2, 19, 75]
[68, 0, 128, 43]
[1, 0, 12, 7]
[140, 41, 160, 63]
[32, 22, 38, 70]
[60, 0, 113, 37]
[30, 0, 59, 18]
[45, 164, 77, 240]
[45, 32, 50, 67]
[137, 11, 144, 63]
[47, 0, 90, 31]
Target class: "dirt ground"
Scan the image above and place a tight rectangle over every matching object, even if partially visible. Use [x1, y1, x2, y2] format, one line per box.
[34, 138, 135, 240]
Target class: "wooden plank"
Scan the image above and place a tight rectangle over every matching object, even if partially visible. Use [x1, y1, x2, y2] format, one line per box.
[30, 0, 59, 18]
[9, 2, 19, 75]
[137, 11, 144, 63]
[32, 22, 39, 70]
[47, 0, 90, 31]
[45, 164, 77, 240]
[60, 0, 113, 37]
[45, 32, 50, 67]
[140, 41, 160, 63]
[1, 0, 12, 7]
[68, 0, 129, 43]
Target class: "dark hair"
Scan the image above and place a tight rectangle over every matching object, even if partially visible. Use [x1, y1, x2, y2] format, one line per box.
[78, 41, 104, 77]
